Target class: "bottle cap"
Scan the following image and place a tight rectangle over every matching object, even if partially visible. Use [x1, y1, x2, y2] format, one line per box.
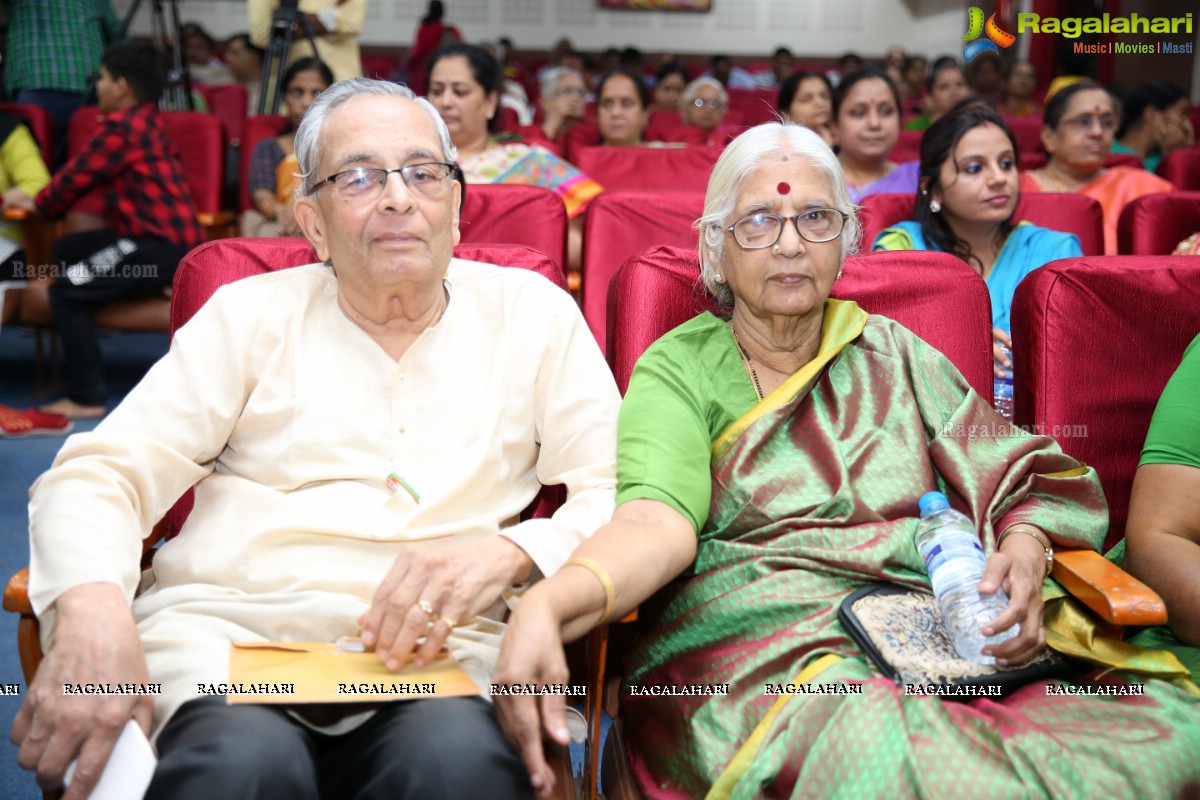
[918, 491, 949, 516]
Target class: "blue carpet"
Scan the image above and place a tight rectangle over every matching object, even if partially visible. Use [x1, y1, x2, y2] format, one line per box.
[0, 325, 168, 798]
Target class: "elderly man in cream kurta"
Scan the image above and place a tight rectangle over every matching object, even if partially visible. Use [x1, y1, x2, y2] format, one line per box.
[14, 79, 619, 800]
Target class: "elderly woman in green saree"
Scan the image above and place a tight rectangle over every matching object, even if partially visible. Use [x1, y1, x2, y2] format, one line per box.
[492, 121, 1200, 799]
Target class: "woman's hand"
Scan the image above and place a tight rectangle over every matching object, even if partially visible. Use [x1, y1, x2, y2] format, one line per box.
[992, 327, 1013, 379]
[3, 187, 36, 212]
[492, 589, 571, 798]
[358, 536, 533, 671]
[978, 531, 1047, 666]
[277, 203, 301, 237]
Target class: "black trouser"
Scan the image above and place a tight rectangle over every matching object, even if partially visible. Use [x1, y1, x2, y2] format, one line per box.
[145, 696, 536, 800]
[47, 230, 187, 406]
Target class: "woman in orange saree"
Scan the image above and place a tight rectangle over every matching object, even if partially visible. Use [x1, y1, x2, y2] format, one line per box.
[492, 121, 1200, 800]
[1020, 82, 1173, 255]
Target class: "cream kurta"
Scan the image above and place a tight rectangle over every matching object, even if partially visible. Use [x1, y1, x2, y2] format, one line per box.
[29, 260, 620, 738]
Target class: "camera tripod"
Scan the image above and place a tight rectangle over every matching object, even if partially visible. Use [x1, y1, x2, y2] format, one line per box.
[257, 0, 322, 115]
[116, 0, 193, 111]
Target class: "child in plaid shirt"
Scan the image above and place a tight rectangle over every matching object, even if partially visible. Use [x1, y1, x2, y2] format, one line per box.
[10, 42, 204, 419]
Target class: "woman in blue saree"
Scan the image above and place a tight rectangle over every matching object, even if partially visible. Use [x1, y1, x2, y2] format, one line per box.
[872, 102, 1082, 413]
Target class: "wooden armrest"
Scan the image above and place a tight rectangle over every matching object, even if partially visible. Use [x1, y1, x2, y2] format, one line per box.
[1051, 549, 1167, 627]
[197, 211, 235, 228]
[3, 567, 32, 615]
[4, 207, 32, 221]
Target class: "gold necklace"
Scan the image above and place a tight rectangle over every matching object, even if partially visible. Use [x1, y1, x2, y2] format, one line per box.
[731, 325, 764, 400]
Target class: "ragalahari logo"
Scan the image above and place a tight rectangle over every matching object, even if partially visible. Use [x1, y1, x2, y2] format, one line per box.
[962, 7, 1016, 62]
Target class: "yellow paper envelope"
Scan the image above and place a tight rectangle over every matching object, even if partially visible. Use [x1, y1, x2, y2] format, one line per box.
[227, 641, 481, 704]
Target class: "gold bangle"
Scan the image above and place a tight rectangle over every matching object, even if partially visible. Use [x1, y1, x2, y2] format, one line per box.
[563, 557, 615, 622]
[997, 526, 1054, 576]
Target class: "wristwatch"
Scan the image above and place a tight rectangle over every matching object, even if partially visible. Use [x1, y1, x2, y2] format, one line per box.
[998, 526, 1054, 576]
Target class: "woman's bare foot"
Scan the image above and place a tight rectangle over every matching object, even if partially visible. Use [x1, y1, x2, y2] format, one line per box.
[39, 398, 106, 419]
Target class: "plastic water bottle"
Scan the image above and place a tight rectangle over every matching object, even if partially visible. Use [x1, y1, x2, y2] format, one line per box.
[915, 492, 1018, 664]
[993, 345, 1014, 421]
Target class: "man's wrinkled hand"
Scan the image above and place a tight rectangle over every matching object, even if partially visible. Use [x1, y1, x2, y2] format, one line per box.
[11, 583, 152, 800]
[358, 536, 533, 671]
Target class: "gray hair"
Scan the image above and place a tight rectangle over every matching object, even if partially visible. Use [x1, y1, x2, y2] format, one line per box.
[696, 120, 861, 310]
[680, 76, 728, 111]
[539, 66, 585, 106]
[295, 78, 458, 197]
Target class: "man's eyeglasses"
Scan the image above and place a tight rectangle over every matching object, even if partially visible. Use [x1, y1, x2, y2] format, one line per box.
[1059, 113, 1118, 133]
[725, 209, 848, 249]
[307, 163, 455, 199]
[692, 98, 726, 110]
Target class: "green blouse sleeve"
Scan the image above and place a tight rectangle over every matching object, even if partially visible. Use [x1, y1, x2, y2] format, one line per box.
[615, 342, 716, 534]
[1141, 333, 1200, 469]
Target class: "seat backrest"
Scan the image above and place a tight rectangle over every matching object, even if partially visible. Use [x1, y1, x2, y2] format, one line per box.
[194, 83, 248, 147]
[172, 239, 567, 332]
[160, 111, 225, 213]
[1156, 148, 1200, 191]
[238, 114, 290, 211]
[573, 145, 719, 193]
[1005, 115, 1044, 159]
[1117, 192, 1200, 255]
[581, 190, 704, 351]
[890, 130, 923, 163]
[860, 192, 1105, 256]
[1011, 256, 1200, 548]
[724, 88, 778, 126]
[606, 245, 993, 402]
[67, 107, 220, 215]
[460, 183, 568, 271]
[0, 102, 54, 167]
[164, 238, 568, 534]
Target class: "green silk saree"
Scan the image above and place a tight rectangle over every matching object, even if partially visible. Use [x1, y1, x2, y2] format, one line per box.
[620, 301, 1200, 799]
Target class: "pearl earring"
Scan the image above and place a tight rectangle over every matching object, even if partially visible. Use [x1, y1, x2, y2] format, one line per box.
[930, 199, 942, 213]
[714, 274, 725, 284]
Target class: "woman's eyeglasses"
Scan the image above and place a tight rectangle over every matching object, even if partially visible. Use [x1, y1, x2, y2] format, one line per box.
[1059, 113, 1118, 133]
[692, 98, 726, 110]
[725, 209, 848, 249]
[307, 163, 455, 199]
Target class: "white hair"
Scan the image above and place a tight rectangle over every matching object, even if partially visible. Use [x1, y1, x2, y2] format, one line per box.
[681, 76, 728, 110]
[696, 120, 861, 309]
[295, 78, 458, 196]
[539, 66, 584, 105]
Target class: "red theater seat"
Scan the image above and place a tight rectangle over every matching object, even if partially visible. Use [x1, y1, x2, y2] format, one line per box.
[1156, 149, 1200, 191]
[860, 192, 1105, 256]
[573, 145, 719, 193]
[891, 130, 923, 164]
[459, 184, 568, 271]
[1012, 256, 1200, 549]
[725, 88, 778, 126]
[581, 190, 704, 350]
[1117, 192, 1200, 255]
[0, 102, 54, 167]
[606, 245, 993, 402]
[195, 83, 248, 147]
[238, 115, 290, 212]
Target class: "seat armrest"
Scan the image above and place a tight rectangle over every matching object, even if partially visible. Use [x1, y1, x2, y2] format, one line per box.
[3, 567, 32, 615]
[4, 207, 31, 221]
[1052, 549, 1167, 626]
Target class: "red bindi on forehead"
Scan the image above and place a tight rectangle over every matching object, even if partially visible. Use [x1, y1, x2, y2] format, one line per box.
[777, 182, 791, 195]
